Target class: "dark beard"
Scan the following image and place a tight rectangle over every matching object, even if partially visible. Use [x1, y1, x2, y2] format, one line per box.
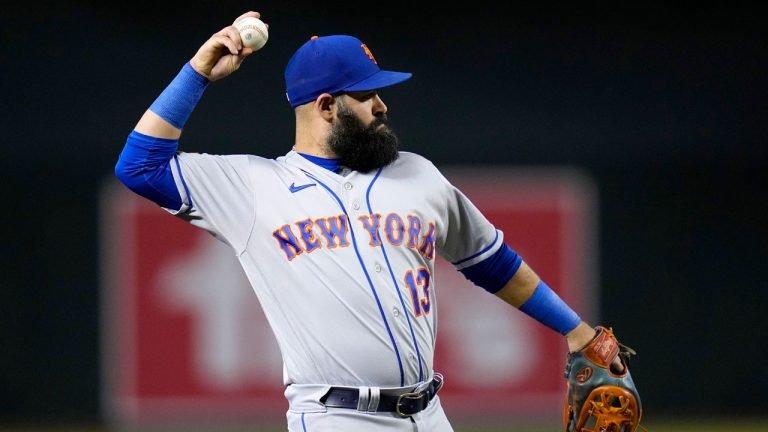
[326, 105, 400, 173]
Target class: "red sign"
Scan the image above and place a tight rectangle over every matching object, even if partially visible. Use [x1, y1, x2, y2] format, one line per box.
[100, 168, 597, 427]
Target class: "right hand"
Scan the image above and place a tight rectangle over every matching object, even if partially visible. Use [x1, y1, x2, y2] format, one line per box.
[190, 11, 266, 81]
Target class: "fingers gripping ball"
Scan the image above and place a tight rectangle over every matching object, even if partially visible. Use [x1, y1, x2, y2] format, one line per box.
[563, 326, 642, 432]
[235, 17, 268, 51]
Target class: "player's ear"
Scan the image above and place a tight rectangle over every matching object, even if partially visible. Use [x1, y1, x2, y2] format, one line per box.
[315, 93, 335, 121]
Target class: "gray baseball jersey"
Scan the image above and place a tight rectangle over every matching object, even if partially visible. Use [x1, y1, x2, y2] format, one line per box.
[166, 149, 503, 389]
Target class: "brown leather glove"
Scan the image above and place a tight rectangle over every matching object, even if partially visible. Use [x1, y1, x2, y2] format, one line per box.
[563, 326, 642, 432]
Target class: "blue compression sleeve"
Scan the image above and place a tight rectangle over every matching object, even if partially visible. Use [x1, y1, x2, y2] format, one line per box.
[519, 280, 581, 335]
[459, 243, 523, 293]
[148, 62, 209, 129]
[115, 130, 183, 210]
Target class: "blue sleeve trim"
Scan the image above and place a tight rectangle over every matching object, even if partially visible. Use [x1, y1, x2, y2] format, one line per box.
[114, 130, 183, 210]
[519, 280, 581, 335]
[452, 230, 500, 266]
[459, 243, 523, 293]
[149, 62, 209, 129]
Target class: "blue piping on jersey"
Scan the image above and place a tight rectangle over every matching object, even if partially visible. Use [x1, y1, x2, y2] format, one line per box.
[301, 412, 307, 432]
[173, 154, 194, 210]
[451, 230, 500, 266]
[302, 171, 406, 386]
[365, 168, 425, 383]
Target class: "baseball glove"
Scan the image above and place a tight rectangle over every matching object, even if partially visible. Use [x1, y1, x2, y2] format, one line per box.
[563, 326, 642, 432]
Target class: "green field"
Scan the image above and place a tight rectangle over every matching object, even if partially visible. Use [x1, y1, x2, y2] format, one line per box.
[2, 419, 768, 432]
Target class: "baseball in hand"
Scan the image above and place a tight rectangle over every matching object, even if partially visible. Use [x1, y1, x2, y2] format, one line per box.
[236, 17, 268, 51]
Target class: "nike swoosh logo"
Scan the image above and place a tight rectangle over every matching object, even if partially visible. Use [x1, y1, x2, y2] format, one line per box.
[289, 182, 317, 193]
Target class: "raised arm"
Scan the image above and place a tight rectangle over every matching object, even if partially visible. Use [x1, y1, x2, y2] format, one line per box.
[115, 11, 264, 211]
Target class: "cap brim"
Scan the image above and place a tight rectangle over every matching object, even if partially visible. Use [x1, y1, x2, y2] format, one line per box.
[343, 70, 412, 92]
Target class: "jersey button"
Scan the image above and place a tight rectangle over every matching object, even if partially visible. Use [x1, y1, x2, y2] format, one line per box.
[353, 200, 360, 210]
[393, 307, 400, 317]
[374, 264, 382, 273]
[409, 353, 416, 362]
[344, 182, 353, 190]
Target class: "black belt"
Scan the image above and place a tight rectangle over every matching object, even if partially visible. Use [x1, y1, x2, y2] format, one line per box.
[320, 373, 444, 417]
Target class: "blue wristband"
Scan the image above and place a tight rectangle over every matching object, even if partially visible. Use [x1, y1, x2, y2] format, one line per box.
[149, 62, 209, 129]
[519, 280, 581, 335]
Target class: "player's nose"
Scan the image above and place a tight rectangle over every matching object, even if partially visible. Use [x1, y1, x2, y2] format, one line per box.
[372, 94, 387, 115]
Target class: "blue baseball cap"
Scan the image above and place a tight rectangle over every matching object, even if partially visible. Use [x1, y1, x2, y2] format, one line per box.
[285, 35, 412, 108]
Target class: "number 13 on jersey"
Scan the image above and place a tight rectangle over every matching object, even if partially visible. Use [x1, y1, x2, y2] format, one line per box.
[404, 267, 431, 317]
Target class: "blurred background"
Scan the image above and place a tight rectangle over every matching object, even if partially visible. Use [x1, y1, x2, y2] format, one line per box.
[1, 1, 766, 430]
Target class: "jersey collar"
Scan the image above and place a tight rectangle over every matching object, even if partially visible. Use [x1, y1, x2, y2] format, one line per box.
[283, 150, 352, 184]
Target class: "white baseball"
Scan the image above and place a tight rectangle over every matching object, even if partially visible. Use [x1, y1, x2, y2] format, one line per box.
[235, 17, 268, 51]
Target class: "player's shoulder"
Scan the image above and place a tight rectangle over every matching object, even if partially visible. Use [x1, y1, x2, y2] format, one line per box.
[176, 152, 288, 180]
[179, 152, 279, 165]
[386, 151, 451, 189]
[393, 151, 448, 179]
[394, 151, 439, 170]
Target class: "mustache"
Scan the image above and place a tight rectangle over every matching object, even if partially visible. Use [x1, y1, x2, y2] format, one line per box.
[369, 114, 389, 129]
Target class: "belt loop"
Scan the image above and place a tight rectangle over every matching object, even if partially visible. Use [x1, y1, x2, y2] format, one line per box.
[433, 372, 444, 394]
[356, 386, 370, 412]
[367, 387, 381, 413]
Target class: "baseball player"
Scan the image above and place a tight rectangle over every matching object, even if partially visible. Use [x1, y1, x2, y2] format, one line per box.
[115, 11, 639, 432]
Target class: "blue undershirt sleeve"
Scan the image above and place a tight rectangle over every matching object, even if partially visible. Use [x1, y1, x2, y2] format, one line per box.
[114, 130, 182, 210]
[459, 243, 523, 293]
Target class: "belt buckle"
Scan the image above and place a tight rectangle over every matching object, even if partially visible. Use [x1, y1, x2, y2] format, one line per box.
[395, 392, 423, 417]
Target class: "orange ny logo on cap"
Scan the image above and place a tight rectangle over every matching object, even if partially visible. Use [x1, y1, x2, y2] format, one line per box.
[360, 44, 377, 64]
